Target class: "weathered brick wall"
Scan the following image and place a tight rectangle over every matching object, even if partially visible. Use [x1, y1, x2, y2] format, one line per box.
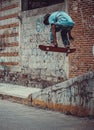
[68, 0, 94, 77]
[0, 0, 94, 86]
[0, 1, 67, 86]
[0, 0, 20, 71]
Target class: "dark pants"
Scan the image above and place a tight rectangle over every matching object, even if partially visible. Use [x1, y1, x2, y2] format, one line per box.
[50, 25, 73, 47]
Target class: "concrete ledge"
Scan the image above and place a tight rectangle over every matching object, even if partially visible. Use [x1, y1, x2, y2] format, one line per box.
[31, 71, 94, 117]
[0, 94, 29, 105]
[0, 83, 41, 105]
[0, 71, 94, 117]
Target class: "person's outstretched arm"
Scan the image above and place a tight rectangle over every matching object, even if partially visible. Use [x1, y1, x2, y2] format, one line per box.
[51, 24, 58, 46]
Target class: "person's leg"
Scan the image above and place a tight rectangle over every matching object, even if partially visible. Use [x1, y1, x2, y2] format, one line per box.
[50, 28, 54, 44]
[68, 26, 74, 41]
[61, 29, 70, 48]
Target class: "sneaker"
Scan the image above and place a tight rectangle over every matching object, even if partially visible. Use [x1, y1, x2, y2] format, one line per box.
[54, 44, 58, 48]
[65, 44, 70, 49]
[69, 36, 74, 41]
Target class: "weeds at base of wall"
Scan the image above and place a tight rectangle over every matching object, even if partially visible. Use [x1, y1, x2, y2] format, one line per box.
[32, 99, 92, 117]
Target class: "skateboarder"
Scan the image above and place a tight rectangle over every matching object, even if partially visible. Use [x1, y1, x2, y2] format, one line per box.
[43, 11, 75, 48]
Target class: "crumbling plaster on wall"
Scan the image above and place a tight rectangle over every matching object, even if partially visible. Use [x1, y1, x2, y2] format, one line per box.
[19, 3, 69, 79]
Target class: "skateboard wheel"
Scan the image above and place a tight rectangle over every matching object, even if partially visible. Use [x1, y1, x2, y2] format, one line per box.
[46, 47, 49, 50]
[67, 49, 70, 53]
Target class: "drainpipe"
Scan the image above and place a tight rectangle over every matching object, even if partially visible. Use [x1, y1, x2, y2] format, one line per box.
[64, 0, 70, 78]
[65, 0, 68, 13]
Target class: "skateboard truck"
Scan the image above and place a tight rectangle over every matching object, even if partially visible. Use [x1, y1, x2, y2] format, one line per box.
[66, 48, 70, 56]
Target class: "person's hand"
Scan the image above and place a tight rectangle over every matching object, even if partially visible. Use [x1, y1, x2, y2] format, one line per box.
[54, 41, 58, 47]
[51, 41, 58, 47]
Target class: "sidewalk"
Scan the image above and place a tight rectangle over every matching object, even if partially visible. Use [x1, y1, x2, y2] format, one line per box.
[0, 83, 41, 105]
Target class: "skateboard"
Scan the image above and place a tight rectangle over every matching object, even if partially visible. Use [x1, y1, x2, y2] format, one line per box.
[39, 45, 76, 55]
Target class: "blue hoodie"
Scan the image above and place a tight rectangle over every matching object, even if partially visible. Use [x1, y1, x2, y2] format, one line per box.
[48, 11, 75, 27]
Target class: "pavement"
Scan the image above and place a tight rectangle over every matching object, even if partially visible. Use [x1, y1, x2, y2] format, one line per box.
[0, 83, 41, 105]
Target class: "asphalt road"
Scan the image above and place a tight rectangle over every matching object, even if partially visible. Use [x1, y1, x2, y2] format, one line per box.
[0, 100, 94, 130]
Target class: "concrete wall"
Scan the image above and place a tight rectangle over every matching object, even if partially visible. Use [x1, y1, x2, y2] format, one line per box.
[19, 2, 69, 80]
[0, 0, 67, 86]
[0, 0, 69, 82]
[31, 71, 94, 117]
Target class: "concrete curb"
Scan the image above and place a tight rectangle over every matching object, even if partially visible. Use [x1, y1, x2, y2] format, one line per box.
[0, 93, 31, 105]
[0, 83, 41, 105]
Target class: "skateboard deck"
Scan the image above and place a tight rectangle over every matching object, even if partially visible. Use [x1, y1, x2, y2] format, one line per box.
[39, 45, 76, 54]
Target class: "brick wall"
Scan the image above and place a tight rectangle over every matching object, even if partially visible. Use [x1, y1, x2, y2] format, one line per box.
[68, 0, 94, 77]
[0, 0, 20, 72]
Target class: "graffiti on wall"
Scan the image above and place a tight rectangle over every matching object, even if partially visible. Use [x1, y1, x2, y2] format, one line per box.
[37, 78, 93, 107]
[36, 17, 45, 32]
